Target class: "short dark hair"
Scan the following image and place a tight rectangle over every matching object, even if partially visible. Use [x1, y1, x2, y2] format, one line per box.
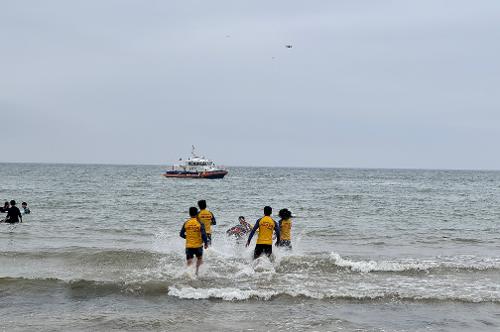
[22, 202, 27, 206]
[264, 206, 272, 216]
[10, 200, 16, 206]
[189, 206, 198, 217]
[197, 200, 207, 209]
[3, 201, 8, 206]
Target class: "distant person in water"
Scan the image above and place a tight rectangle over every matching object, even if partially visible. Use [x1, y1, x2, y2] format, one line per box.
[0, 201, 10, 213]
[180, 207, 208, 275]
[197, 200, 216, 246]
[4, 200, 22, 224]
[276, 209, 293, 249]
[246, 206, 280, 259]
[0, 201, 9, 222]
[226, 216, 253, 239]
[21, 202, 31, 214]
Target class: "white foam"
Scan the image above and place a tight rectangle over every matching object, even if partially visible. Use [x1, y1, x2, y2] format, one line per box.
[329, 252, 434, 273]
[251, 256, 276, 273]
[168, 286, 278, 300]
[167, 285, 500, 302]
[328, 252, 500, 273]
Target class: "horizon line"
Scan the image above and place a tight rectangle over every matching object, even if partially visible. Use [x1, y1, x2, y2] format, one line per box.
[0, 161, 499, 172]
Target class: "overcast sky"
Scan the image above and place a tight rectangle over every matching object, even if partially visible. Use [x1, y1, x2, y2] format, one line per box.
[1, 1, 499, 169]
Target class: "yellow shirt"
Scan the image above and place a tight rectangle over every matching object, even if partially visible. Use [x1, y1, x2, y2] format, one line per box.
[256, 216, 276, 245]
[183, 218, 204, 248]
[280, 218, 292, 241]
[197, 209, 214, 234]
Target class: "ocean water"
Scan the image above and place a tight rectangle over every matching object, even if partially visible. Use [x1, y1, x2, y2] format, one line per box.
[1, 163, 499, 331]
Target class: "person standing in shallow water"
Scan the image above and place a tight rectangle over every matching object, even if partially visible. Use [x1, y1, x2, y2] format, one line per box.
[246, 206, 280, 259]
[180, 207, 208, 275]
[226, 216, 253, 240]
[276, 209, 293, 249]
[21, 202, 31, 214]
[5, 200, 22, 224]
[0, 201, 9, 222]
[197, 200, 216, 246]
[0, 201, 10, 213]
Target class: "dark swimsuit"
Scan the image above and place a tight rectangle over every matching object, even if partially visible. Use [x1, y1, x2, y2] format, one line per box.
[5, 206, 21, 223]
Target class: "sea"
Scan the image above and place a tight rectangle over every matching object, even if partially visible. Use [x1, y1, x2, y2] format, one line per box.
[1, 163, 499, 331]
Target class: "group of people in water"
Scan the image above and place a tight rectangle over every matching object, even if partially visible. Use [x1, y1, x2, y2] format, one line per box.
[0, 200, 30, 223]
[1, 197, 290, 274]
[180, 200, 293, 274]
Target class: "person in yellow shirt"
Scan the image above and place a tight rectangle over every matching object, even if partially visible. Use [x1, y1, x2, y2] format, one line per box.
[197, 200, 216, 246]
[246, 206, 280, 259]
[276, 208, 292, 249]
[180, 207, 208, 275]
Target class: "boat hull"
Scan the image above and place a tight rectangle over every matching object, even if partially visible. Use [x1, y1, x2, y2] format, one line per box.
[163, 170, 228, 179]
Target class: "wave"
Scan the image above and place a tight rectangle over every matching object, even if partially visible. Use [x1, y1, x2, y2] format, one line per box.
[2, 249, 499, 276]
[330, 252, 500, 273]
[1, 277, 498, 303]
[168, 286, 499, 303]
[0, 248, 181, 268]
[277, 253, 500, 274]
[0, 277, 169, 296]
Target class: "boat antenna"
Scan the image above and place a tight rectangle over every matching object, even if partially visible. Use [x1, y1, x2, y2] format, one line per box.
[191, 145, 198, 158]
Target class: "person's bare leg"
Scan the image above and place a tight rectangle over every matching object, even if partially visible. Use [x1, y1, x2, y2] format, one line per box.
[195, 257, 203, 275]
[187, 258, 193, 267]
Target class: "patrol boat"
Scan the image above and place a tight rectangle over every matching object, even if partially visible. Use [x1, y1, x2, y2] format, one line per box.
[163, 146, 228, 179]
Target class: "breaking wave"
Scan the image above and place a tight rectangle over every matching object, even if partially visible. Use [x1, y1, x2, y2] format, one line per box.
[1, 277, 498, 303]
[2, 249, 499, 304]
[167, 286, 500, 303]
[278, 252, 500, 274]
[2, 249, 499, 274]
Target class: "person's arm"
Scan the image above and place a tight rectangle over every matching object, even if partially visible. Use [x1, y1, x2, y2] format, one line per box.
[274, 220, 280, 244]
[200, 222, 208, 248]
[211, 212, 216, 225]
[179, 222, 186, 239]
[19, 210, 22, 223]
[275, 219, 283, 245]
[246, 219, 260, 246]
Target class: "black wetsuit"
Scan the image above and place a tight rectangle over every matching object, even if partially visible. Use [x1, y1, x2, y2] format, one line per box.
[5, 206, 22, 223]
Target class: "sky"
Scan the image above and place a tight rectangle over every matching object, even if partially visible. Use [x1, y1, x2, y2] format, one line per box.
[1, 1, 499, 169]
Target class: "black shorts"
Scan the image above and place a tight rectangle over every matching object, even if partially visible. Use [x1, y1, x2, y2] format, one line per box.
[185, 247, 203, 260]
[278, 240, 292, 249]
[254, 244, 272, 259]
[206, 233, 212, 245]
